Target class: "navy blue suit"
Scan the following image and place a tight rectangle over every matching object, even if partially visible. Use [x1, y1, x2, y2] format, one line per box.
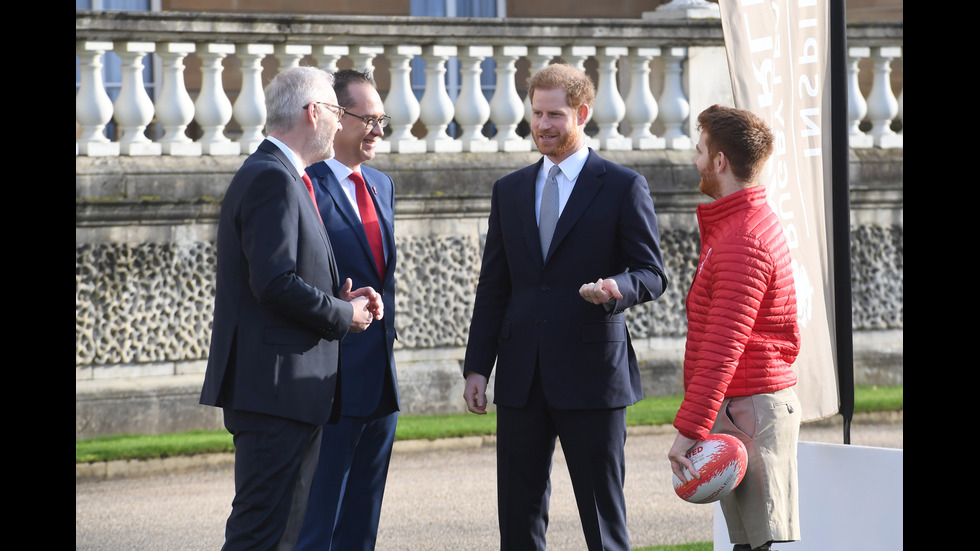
[463, 149, 667, 550]
[296, 160, 399, 551]
[201, 139, 355, 550]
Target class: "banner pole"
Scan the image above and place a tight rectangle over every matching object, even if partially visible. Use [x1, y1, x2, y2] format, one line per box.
[830, 0, 855, 444]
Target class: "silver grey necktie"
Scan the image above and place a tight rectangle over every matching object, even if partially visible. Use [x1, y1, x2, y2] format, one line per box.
[539, 165, 561, 257]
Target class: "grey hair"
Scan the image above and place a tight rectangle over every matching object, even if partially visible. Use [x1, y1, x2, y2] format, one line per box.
[264, 66, 335, 135]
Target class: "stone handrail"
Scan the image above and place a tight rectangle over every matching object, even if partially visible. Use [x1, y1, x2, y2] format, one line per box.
[75, 10, 903, 157]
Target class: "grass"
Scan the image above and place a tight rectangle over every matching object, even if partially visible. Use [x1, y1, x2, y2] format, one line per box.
[76, 385, 901, 464]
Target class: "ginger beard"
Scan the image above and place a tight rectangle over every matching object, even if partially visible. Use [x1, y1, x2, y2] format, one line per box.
[695, 131, 722, 200]
[532, 120, 581, 160]
[698, 158, 722, 199]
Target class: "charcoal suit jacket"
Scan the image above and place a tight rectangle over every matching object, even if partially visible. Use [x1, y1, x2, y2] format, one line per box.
[200, 139, 354, 425]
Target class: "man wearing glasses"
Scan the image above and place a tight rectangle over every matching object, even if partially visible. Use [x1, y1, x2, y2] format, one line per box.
[200, 66, 383, 550]
[297, 69, 399, 551]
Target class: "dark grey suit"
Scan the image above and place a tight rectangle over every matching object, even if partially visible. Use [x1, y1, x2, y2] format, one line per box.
[201, 139, 355, 550]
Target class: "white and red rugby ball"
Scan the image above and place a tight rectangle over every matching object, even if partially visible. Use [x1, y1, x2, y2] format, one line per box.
[672, 434, 748, 504]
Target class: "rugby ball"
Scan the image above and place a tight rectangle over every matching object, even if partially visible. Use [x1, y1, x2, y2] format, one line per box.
[672, 434, 748, 504]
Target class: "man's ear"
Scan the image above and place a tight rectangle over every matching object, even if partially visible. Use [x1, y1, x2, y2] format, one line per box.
[713, 151, 728, 174]
[304, 103, 319, 127]
[576, 103, 591, 126]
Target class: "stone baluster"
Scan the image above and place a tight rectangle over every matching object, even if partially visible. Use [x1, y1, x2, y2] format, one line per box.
[561, 46, 594, 72]
[625, 47, 664, 150]
[346, 45, 391, 153]
[76, 41, 119, 156]
[524, 46, 562, 143]
[867, 46, 902, 148]
[314, 46, 349, 74]
[490, 45, 531, 152]
[155, 42, 200, 156]
[236, 44, 273, 155]
[384, 44, 426, 154]
[593, 46, 631, 150]
[275, 44, 311, 69]
[561, 46, 598, 149]
[350, 45, 384, 75]
[659, 47, 692, 149]
[194, 43, 239, 155]
[455, 46, 496, 152]
[847, 47, 872, 149]
[113, 42, 160, 156]
[420, 45, 462, 153]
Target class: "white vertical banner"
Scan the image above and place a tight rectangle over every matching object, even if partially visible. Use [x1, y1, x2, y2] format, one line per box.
[718, 0, 840, 421]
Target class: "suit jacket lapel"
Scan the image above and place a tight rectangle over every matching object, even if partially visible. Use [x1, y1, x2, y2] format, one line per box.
[309, 161, 359, 230]
[557, 149, 604, 246]
[310, 162, 393, 283]
[362, 169, 396, 280]
[543, 150, 605, 263]
[519, 160, 546, 267]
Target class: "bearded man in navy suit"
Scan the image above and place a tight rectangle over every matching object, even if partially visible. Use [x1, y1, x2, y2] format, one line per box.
[200, 66, 382, 551]
[462, 63, 668, 551]
[296, 70, 399, 551]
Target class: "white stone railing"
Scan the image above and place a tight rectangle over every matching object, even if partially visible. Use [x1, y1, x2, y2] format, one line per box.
[75, 10, 903, 157]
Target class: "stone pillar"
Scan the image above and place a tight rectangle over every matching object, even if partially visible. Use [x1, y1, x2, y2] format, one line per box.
[313, 45, 348, 74]
[194, 43, 239, 156]
[659, 47, 692, 150]
[235, 44, 273, 155]
[156, 42, 201, 156]
[275, 43, 311, 69]
[625, 47, 665, 150]
[113, 41, 161, 156]
[593, 46, 631, 150]
[490, 45, 531, 152]
[76, 41, 119, 157]
[868, 47, 902, 149]
[420, 45, 462, 153]
[456, 46, 497, 152]
[384, 44, 426, 154]
[847, 47, 873, 149]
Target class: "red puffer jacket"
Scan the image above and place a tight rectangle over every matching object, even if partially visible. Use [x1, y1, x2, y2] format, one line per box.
[674, 185, 800, 440]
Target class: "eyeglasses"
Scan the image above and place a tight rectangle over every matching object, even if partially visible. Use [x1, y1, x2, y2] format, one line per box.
[304, 102, 346, 121]
[344, 112, 391, 130]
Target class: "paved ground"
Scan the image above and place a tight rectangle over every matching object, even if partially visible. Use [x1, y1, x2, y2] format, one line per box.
[75, 413, 901, 551]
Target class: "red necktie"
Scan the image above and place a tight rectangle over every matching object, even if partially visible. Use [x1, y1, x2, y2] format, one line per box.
[302, 173, 323, 223]
[350, 171, 386, 281]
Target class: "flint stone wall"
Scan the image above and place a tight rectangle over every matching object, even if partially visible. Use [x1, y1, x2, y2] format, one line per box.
[75, 149, 902, 439]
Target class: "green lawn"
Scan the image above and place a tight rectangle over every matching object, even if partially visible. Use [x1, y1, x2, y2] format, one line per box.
[76, 385, 901, 464]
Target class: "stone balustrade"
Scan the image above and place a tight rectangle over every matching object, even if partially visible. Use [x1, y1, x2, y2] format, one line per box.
[76, 11, 903, 157]
[75, 10, 903, 438]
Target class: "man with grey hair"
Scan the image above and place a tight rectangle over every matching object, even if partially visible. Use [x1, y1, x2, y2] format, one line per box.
[201, 66, 383, 550]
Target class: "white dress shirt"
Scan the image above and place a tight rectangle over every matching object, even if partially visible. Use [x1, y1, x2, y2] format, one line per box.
[534, 146, 589, 224]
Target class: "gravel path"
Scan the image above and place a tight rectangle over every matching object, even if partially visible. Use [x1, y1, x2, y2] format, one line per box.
[76, 414, 901, 550]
